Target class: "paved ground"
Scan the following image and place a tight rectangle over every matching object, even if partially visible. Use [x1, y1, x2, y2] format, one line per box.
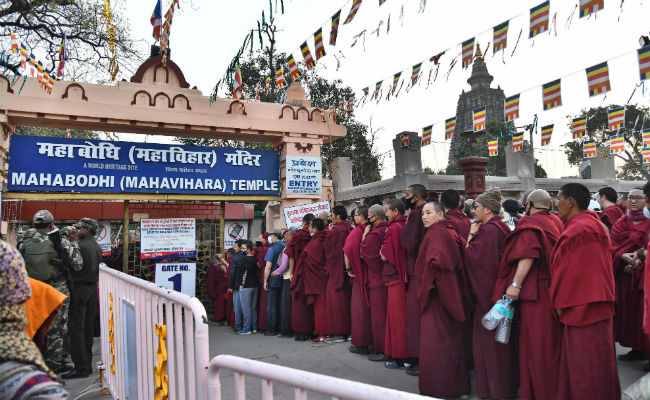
[64, 326, 647, 399]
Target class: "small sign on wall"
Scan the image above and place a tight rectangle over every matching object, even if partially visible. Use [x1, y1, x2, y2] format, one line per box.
[154, 262, 197, 297]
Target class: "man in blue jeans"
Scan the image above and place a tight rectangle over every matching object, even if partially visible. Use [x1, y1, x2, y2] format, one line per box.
[236, 240, 260, 335]
[263, 230, 286, 336]
[228, 239, 246, 333]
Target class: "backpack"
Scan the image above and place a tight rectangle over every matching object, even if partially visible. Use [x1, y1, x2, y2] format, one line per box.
[22, 238, 59, 282]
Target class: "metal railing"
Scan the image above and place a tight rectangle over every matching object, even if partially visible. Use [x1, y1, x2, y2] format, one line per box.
[206, 355, 432, 400]
[99, 264, 210, 400]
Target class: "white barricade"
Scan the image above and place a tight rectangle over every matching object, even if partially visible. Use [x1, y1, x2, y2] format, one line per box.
[99, 264, 210, 400]
[206, 355, 433, 400]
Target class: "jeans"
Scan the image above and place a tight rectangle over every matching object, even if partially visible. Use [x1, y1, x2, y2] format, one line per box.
[233, 290, 243, 331]
[239, 287, 258, 331]
[267, 286, 282, 332]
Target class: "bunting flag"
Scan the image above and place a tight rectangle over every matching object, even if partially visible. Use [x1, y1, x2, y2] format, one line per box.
[232, 65, 243, 99]
[10, 31, 18, 53]
[57, 34, 67, 78]
[512, 133, 524, 152]
[373, 80, 383, 100]
[493, 21, 509, 54]
[473, 106, 487, 132]
[265, 77, 271, 93]
[328, 105, 336, 122]
[36, 61, 43, 83]
[287, 55, 302, 80]
[42, 71, 49, 90]
[348, 95, 356, 111]
[391, 72, 402, 93]
[542, 79, 562, 110]
[330, 10, 342, 46]
[639, 46, 650, 81]
[300, 42, 315, 69]
[610, 134, 625, 154]
[583, 140, 597, 158]
[344, 0, 363, 24]
[19, 44, 27, 70]
[319, 107, 325, 122]
[421, 125, 432, 146]
[541, 124, 553, 146]
[608, 107, 625, 131]
[580, 0, 604, 18]
[400, 133, 409, 148]
[572, 116, 587, 139]
[643, 149, 650, 164]
[410, 63, 422, 86]
[529, 1, 550, 39]
[362, 87, 369, 97]
[379, 0, 388, 5]
[28, 52, 35, 68]
[643, 128, 650, 149]
[338, 99, 345, 113]
[504, 94, 520, 122]
[461, 38, 475, 69]
[66, 129, 71, 139]
[255, 83, 261, 100]
[150, 0, 163, 41]
[585, 62, 610, 97]
[445, 117, 456, 140]
[314, 28, 326, 60]
[47, 75, 55, 94]
[275, 68, 287, 88]
[488, 139, 499, 156]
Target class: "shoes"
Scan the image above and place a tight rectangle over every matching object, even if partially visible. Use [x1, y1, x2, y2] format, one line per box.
[324, 335, 346, 344]
[312, 335, 328, 343]
[618, 349, 645, 361]
[348, 345, 369, 355]
[264, 330, 278, 336]
[405, 365, 419, 376]
[368, 353, 390, 362]
[294, 334, 309, 341]
[237, 329, 252, 335]
[252, 329, 258, 334]
[279, 333, 294, 338]
[62, 369, 91, 379]
[384, 360, 406, 370]
[51, 364, 74, 374]
[644, 361, 650, 372]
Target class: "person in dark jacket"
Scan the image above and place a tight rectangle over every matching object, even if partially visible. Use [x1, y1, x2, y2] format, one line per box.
[227, 240, 246, 333]
[235, 241, 260, 335]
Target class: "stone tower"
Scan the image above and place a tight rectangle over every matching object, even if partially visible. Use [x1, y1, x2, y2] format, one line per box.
[446, 45, 505, 174]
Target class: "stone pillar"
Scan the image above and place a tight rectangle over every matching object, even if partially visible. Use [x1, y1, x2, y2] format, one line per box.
[459, 157, 490, 199]
[332, 157, 353, 195]
[392, 132, 422, 176]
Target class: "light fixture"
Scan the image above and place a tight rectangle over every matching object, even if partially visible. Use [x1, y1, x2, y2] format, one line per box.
[640, 35, 650, 48]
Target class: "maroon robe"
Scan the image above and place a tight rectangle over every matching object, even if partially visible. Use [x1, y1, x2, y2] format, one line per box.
[445, 208, 471, 239]
[464, 216, 518, 399]
[255, 244, 269, 331]
[361, 221, 389, 354]
[492, 210, 562, 400]
[206, 265, 228, 321]
[289, 228, 314, 336]
[325, 220, 353, 336]
[611, 215, 650, 356]
[600, 204, 624, 232]
[301, 230, 329, 335]
[344, 223, 373, 347]
[399, 204, 424, 360]
[381, 215, 408, 359]
[550, 210, 620, 400]
[416, 220, 470, 398]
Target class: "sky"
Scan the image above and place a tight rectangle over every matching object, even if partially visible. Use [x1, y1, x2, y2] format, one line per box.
[117, 0, 650, 179]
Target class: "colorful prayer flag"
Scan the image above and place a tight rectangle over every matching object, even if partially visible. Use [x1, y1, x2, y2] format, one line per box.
[585, 62, 610, 97]
[488, 139, 499, 156]
[28, 52, 35, 67]
[362, 87, 369, 97]
[330, 10, 342, 46]
[445, 117, 456, 140]
[572, 117, 587, 139]
[541, 124, 553, 146]
[512, 133, 524, 152]
[36, 61, 43, 83]
[583, 140, 597, 158]
[232, 65, 243, 99]
[610, 134, 625, 154]
[411, 63, 422, 86]
[608, 107, 625, 131]
[348, 95, 356, 111]
[391, 72, 402, 93]
[529, 1, 550, 39]
[493, 21, 509, 54]
[643, 128, 650, 149]
[57, 34, 67, 78]
[422, 125, 432, 146]
[275, 68, 287, 89]
[580, 0, 604, 18]
[42, 71, 50, 91]
[265, 77, 271, 93]
[338, 99, 344, 113]
[473, 106, 487, 132]
[638, 46, 650, 81]
[10, 31, 18, 54]
[462, 38, 475, 69]
[643, 149, 650, 164]
[19, 44, 27, 70]
[255, 83, 261, 100]
[542, 79, 562, 110]
[400, 133, 409, 148]
[314, 28, 326, 60]
[300, 42, 315, 70]
[504, 94, 520, 122]
[344, 0, 363, 24]
[286, 55, 302, 80]
[373, 81, 383, 100]
[150, 0, 163, 40]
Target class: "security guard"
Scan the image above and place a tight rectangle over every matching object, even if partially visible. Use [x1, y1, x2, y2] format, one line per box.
[63, 218, 102, 379]
[20, 210, 83, 374]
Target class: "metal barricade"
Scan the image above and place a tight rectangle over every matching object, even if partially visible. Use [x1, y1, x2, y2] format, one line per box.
[206, 355, 432, 400]
[99, 264, 210, 400]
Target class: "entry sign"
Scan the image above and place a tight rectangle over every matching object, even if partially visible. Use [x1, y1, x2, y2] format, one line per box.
[283, 201, 331, 229]
[140, 218, 196, 260]
[94, 221, 112, 257]
[224, 220, 248, 250]
[285, 155, 322, 195]
[155, 262, 197, 297]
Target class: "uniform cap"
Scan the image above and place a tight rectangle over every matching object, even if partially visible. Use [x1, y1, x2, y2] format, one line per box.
[33, 210, 54, 224]
[74, 217, 98, 230]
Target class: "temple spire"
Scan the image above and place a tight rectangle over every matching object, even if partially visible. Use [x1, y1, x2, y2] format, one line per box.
[467, 43, 493, 90]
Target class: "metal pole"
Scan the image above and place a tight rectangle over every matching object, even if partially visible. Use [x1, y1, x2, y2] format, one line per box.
[219, 201, 225, 253]
[123, 200, 129, 274]
[530, 114, 538, 180]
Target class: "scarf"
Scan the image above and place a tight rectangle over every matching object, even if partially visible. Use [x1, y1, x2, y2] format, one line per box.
[627, 209, 646, 222]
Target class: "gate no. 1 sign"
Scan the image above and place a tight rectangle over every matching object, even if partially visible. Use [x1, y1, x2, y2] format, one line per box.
[154, 262, 197, 297]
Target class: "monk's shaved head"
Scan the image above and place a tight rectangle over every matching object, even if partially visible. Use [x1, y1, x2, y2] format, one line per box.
[369, 204, 385, 219]
[527, 189, 552, 210]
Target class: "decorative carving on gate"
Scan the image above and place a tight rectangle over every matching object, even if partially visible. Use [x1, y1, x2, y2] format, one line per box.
[61, 83, 88, 101]
[294, 143, 313, 153]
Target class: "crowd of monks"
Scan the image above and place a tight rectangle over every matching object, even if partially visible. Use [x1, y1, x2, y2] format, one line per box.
[206, 181, 650, 400]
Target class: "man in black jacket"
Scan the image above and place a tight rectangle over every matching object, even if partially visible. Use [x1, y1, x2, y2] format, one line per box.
[228, 239, 247, 333]
[235, 240, 260, 335]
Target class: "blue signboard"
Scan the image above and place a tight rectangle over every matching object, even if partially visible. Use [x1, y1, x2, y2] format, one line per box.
[8, 135, 281, 196]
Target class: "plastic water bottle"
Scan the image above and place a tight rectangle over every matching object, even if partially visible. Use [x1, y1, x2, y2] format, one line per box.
[481, 297, 509, 330]
[495, 303, 514, 344]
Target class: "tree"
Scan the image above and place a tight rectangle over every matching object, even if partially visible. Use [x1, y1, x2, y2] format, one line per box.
[563, 105, 650, 180]
[0, 0, 143, 82]
[14, 126, 100, 139]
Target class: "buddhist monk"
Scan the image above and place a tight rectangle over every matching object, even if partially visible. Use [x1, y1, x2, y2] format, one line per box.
[416, 202, 470, 398]
[551, 182, 620, 400]
[399, 184, 427, 375]
[205, 258, 228, 323]
[254, 235, 270, 332]
[379, 199, 408, 369]
[361, 204, 390, 360]
[618, 193, 628, 213]
[301, 218, 329, 342]
[288, 214, 315, 341]
[464, 187, 518, 399]
[598, 186, 624, 232]
[441, 189, 471, 239]
[611, 188, 650, 360]
[345, 207, 373, 354]
[493, 189, 562, 400]
[322, 206, 353, 343]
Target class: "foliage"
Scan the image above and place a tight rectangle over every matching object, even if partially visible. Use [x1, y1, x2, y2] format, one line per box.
[14, 126, 99, 139]
[563, 105, 650, 180]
